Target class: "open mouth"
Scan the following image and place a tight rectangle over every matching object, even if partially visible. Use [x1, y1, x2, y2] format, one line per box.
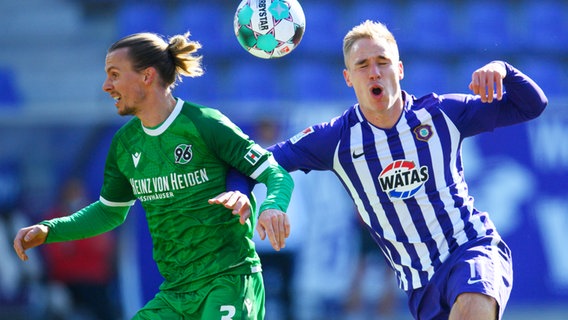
[371, 86, 383, 96]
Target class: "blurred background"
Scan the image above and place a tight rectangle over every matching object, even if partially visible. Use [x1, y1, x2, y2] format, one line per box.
[1, 0, 567, 319]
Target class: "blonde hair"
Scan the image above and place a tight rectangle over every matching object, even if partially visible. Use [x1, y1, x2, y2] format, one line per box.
[108, 32, 203, 89]
[343, 20, 399, 68]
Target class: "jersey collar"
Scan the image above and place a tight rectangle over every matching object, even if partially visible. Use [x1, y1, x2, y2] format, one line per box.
[142, 98, 184, 136]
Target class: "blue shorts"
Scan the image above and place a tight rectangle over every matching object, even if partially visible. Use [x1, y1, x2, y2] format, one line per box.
[406, 236, 513, 319]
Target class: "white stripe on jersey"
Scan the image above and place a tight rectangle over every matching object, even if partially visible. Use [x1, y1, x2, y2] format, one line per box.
[250, 154, 277, 179]
[99, 196, 136, 207]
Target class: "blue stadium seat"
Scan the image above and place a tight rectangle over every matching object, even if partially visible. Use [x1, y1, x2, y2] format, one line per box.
[286, 60, 346, 101]
[401, 59, 451, 97]
[454, 57, 494, 93]
[346, 1, 402, 33]
[116, 2, 166, 37]
[515, 58, 567, 98]
[173, 62, 220, 105]
[172, 3, 237, 58]
[0, 67, 21, 107]
[402, 2, 459, 54]
[459, 1, 516, 53]
[224, 60, 281, 101]
[517, 1, 568, 53]
[295, 3, 344, 56]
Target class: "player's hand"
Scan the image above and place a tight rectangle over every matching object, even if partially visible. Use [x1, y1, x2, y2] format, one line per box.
[208, 191, 251, 225]
[13, 224, 49, 261]
[257, 209, 290, 251]
[469, 61, 507, 103]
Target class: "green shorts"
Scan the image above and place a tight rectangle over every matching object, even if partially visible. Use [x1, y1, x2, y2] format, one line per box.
[133, 272, 265, 320]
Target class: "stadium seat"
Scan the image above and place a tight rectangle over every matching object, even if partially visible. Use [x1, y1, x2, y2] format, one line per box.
[402, 2, 459, 54]
[286, 60, 345, 101]
[0, 67, 21, 107]
[517, 1, 568, 53]
[173, 62, 220, 105]
[116, 2, 166, 37]
[454, 57, 494, 91]
[515, 58, 567, 98]
[401, 59, 451, 97]
[173, 3, 238, 58]
[224, 60, 281, 102]
[459, 1, 516, 53]
[346, 1, 403, 37]
[295, 3, 344, 56]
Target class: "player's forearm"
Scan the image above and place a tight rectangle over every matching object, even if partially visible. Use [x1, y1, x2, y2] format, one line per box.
[256, 162, 294, 214]
[40, 200, 129, 243]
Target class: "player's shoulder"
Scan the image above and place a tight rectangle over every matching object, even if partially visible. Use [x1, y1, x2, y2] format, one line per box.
[114, 117, 142, 138]
[307, 106, 356, 137]
[406, 91, 443, 110]
[286, 107, 352, 147]
[406, 91, 474, 114]
[178, 100, 230, 124]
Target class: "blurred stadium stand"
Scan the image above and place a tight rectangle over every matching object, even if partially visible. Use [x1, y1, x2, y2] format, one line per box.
[459, 1, 518, 53]
[116, 2, 167, 37]
[401, 1, 459, 54]
[172, 2, 239, 58]
[518, 0, 568, 53]
[296, 2, 344, 56]
[0, 67, 21, 108]
[345, 1, 403, 38]
[1, 1, 568, 319]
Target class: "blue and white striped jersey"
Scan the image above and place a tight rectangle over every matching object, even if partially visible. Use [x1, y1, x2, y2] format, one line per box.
[269, 62, 547, 290]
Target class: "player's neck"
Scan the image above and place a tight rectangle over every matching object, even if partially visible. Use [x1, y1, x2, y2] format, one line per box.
[138, 94, 177, 128]
[360, 101, 403, 129]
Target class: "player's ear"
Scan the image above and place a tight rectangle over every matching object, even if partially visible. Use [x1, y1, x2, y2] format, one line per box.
[398, 60, 404, 80]
[343, 69, 353, 87]
[142, 67, 157, 85]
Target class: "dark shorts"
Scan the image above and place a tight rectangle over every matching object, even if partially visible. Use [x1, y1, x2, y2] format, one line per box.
[407, 236, 513, 319]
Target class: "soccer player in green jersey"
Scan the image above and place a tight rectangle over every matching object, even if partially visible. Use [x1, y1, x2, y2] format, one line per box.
[13, 32, 294, 320]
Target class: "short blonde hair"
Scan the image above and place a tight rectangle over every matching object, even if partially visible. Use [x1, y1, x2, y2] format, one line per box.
[343, 20, 399, 68]
[108, 32, 203, 89]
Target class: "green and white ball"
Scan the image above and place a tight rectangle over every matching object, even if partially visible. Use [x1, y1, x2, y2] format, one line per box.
[234, 0, 306, 59]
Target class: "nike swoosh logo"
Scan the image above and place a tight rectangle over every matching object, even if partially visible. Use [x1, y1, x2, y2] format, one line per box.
[352, 151, 365, 159]
[467, 278, 484, 285]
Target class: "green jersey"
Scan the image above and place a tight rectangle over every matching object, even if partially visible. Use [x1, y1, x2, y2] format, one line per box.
[95, 99, 282, 291]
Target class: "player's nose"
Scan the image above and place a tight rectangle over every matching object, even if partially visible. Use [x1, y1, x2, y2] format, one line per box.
[102, 77, 112, 92]
[369, 64, 382, 80]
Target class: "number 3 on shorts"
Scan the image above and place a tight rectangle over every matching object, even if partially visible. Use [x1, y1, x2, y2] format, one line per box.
[220, 305, 236, 320]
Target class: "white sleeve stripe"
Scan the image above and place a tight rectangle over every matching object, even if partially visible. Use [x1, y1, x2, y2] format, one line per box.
[250, 156, 277, 179]
[99, 196, 136, 207]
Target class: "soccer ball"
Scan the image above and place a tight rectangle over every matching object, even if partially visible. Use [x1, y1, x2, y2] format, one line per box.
[234, 0, 306, 59]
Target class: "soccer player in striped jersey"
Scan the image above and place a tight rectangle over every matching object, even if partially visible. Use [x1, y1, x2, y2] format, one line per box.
[227, 20, 547, 319]
[13, 32, 294, 319]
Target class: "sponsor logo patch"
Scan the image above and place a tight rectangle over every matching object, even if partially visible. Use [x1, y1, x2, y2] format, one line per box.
[290, 126, 314, 144]
[379, 160, 429, 199]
